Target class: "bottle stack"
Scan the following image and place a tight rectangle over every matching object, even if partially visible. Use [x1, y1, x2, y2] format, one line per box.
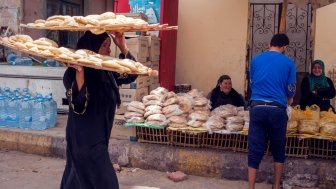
[0, 87, 58, 130]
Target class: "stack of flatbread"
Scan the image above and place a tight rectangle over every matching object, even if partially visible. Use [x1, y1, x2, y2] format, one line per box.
[141, 87, 168, 126]
[21, 12, 177, 33]
[0, 34, 158, 76]
[25, 13, 147, 32]
[124, 101, 145, 123]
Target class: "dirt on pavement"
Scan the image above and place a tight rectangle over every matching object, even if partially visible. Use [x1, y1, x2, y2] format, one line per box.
[0, 149, 280, 189]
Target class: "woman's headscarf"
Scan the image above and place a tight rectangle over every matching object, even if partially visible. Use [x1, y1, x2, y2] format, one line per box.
[77, 31, 109, 53]
[308, 60, 330, 92]
[210, 75, 231, 105]
[76, 31, 118, 108]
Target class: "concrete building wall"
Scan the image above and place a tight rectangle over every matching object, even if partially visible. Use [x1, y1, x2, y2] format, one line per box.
[0, 0, 22, 34]
[314, 2, 336, 75]
[21, 0, 45, 39]
[175, 0, 249, 95]
[84, 0, 114, 15]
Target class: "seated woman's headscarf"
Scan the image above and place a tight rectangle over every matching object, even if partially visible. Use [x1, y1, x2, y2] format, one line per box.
[308, 60, 330, 92]
[210, 75, 231, 108]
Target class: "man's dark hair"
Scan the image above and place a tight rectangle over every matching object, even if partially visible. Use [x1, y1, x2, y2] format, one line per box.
[270, 33, 289, 47]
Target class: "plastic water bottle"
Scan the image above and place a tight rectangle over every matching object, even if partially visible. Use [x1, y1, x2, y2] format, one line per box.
[51, 96, 57, 127]
[43, 96, 52, 128]
[22, 57, 33, 66]
[0, 95, 7, 127]
[19, 97, 32, 129]
[43, 59, 57, 67]
[7, 97, 20, 128]
[31, 98, 47, 130]
[48, 94, 57, 128]
[6, 53, 17, 65]
[22, 88, 30, 98]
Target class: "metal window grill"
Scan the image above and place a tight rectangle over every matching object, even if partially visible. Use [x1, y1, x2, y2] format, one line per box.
[174, 84, 192, 93]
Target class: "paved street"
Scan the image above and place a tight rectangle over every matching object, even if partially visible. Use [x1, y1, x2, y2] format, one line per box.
[0, 149, 274, 189]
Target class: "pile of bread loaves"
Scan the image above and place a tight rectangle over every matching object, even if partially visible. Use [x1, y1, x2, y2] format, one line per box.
[0, 34, 157, 76]
[205, 104, 247, 133]
[24, 12, 148, 34]
[124, 87, 211, 132]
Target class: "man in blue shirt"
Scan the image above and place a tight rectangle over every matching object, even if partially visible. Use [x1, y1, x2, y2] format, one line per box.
[248, 33, 296, 189]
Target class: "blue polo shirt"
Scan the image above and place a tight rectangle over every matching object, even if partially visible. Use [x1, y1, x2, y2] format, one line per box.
[250, 51, 296, 107]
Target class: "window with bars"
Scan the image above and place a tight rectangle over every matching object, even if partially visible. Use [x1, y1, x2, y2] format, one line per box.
[46, 0, 83, 49]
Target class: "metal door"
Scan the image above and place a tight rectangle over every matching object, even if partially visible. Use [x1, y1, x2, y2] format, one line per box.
[248, 2, 312, 71]
[246, 1, 312, 102]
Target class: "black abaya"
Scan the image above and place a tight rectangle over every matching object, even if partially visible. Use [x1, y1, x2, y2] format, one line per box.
[60, 32, 137, 189]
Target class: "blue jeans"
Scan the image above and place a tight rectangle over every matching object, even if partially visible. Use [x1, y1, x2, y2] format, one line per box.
[248, 105, 288, 169]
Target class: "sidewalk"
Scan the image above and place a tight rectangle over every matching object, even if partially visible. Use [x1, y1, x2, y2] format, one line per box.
[0, 115, 335, 188]
[0, 150, 273, 189]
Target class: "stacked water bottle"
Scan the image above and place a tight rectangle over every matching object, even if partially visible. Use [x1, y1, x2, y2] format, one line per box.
[0, 87, 57, 130]
[6, 52, 63, 67]
[6, 52, 33, 66]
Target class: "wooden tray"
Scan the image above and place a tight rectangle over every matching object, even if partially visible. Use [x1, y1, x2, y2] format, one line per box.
[20, 23, 178, 33]
[0, 40, 157, 76]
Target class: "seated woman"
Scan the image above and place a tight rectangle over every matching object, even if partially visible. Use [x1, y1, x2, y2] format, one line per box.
[209, 75, 245, 110]
[300, 60, 336, 111]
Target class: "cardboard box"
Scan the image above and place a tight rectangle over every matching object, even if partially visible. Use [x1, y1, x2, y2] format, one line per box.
[151, 76, 159, 84]
[149, 49, 160, 61]
[148, 36, 160, 61]
[111, 115, 136, 140]
[115, 102, 128, 115]
[119, 87, 149, 102]
[151, 61, 159, 70]
[143, 61, 152, 68]
[114, 36, 149, 62]
[149, 83, 160, 92]
[121, 76, 151, 89]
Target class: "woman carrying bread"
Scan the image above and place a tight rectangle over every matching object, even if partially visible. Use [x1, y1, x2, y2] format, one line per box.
[209, 75, 245, 110]
[60, 31, 137, 189]
[299, 60, 336, 112]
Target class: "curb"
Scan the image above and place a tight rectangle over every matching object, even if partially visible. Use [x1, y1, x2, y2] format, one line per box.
[0, 127, 336, 188]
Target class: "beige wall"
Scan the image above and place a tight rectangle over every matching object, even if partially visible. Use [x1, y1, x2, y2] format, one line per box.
[176, 0, 249, 95]
[314, 2, 336, 75]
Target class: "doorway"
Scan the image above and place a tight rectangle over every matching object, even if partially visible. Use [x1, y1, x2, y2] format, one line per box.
[246, 0, 313, 104]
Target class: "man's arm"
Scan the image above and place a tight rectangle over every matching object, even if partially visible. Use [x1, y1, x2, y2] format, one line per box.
[287, 97, 293, 106]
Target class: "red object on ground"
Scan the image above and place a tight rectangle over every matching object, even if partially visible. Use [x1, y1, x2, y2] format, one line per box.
[167, 171, 188, 182]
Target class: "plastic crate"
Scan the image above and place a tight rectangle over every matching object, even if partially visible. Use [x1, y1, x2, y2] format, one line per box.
[285, 136, 310, 158]
[174, 84, 191, 93]
[234, 133, 249, 153]
[136, 127, 170, 145]
[203, 132, 236, 150]
[309, 138, 336, 160]
[168, 129, 205, 148]
[235, 133, 270, 155]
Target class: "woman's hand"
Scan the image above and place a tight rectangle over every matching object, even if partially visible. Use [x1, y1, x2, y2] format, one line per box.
[109, 32, 129, 55]
[61, 62, 83, 72]
[61, 62, 84, 90]
[71, 65, 83, 73]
